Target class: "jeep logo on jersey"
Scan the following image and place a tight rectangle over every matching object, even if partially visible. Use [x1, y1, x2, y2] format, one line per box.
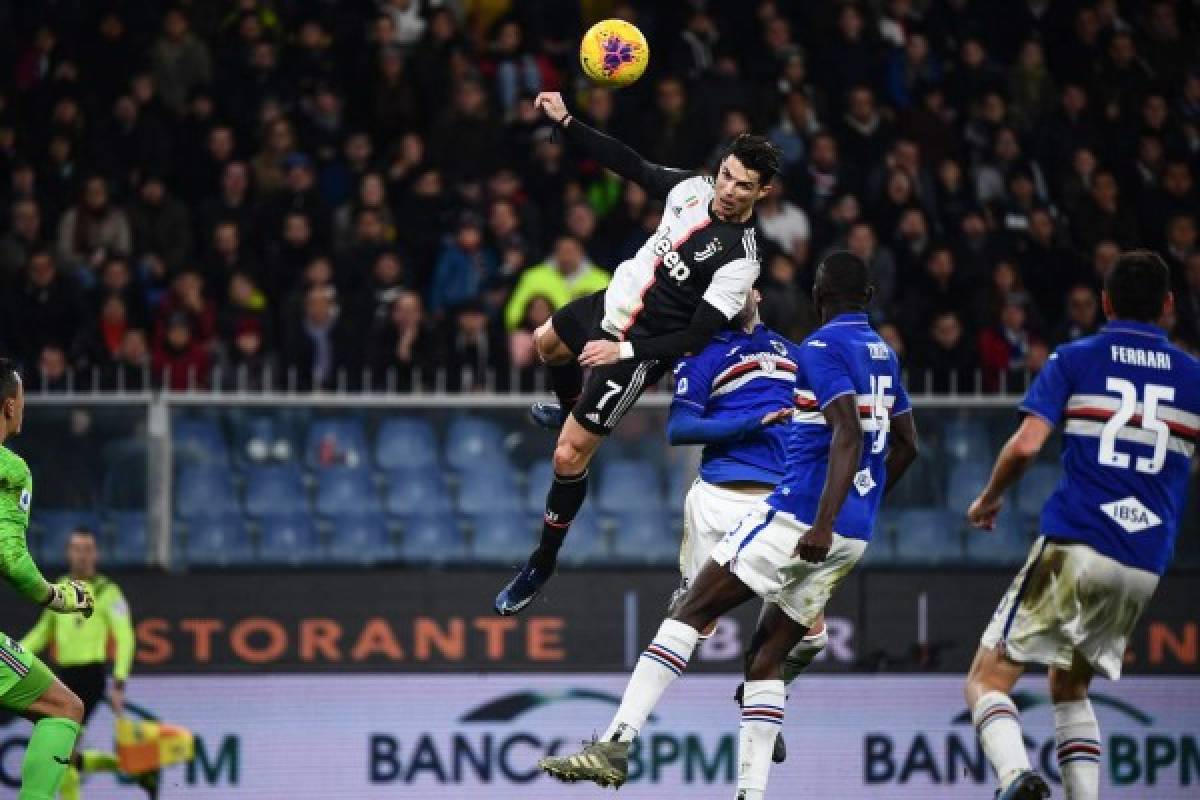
[770, 340, 787, 356]
[653, 231, 690, 282]
[1100, 496, 1162, 533]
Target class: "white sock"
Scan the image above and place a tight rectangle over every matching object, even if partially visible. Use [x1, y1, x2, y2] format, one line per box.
[737, 679, 785, 795]
[972, 691, 1031, 788]
[1055, 699, 1101, 800]
[781, 625, 828, 685]
[602, 619, 698, 742]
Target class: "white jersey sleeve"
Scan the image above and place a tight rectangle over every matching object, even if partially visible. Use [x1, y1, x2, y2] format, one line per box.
[702, 255, 759, 319]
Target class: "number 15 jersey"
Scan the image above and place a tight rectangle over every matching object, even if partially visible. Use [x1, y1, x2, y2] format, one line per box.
[767, 313, 911, 541]
[1020, 320, 1200, 575]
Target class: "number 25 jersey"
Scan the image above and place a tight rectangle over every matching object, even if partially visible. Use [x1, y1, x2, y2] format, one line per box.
[767, 313, 912, 541]
[1021, 321, 1200, 575]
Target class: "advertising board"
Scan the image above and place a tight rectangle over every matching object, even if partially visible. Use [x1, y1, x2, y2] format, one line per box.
[1, 674, 1195, 798]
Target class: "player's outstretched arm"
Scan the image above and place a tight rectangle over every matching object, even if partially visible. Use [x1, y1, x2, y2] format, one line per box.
[883, 411, 919, 496]
[795, 394, 863, 564]
[667, 403, 792, 446]
[534, 92, 690, 201]
[967, 415, 1053, 530]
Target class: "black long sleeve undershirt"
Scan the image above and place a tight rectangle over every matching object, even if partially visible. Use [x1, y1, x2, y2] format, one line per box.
[561, 118, 692, 201]
[629, 300, 728, 361]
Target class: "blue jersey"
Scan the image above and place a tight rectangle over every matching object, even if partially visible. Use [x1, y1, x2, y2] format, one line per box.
[768, 313, 911, 540]
[671, 324, 800, 485]
[1020, 321, 1200, 575]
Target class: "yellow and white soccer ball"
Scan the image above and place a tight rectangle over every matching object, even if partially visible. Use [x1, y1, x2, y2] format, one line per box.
[579, 19, 649, 88]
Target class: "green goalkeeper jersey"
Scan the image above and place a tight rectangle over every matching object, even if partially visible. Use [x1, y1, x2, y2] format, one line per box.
[0, 444, 50, 605]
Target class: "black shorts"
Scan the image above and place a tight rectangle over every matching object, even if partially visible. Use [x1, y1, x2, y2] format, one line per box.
[550, 290, 666, 436]
[57, 663, 107, 723]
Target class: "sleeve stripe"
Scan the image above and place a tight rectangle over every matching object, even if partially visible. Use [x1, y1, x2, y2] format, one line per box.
[672, 398, 706, 410]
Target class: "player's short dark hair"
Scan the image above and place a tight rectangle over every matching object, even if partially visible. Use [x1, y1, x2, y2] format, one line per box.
[1105, 250, 1170, 323]
[721, 134, 781, 187]
[817, 250, 871, 304]
[0, 358, 19, 400]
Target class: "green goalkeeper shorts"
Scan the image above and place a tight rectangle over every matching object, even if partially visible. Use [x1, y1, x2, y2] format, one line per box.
[0, 631, 54, 712]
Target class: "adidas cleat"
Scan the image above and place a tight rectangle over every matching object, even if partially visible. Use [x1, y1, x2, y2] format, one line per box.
[494, 561, 552, 616]
[539, 738, 629, 789]
[772, 730, 787, 763]
[995, 770, 1051, 800]
[529, 402, 567, 430]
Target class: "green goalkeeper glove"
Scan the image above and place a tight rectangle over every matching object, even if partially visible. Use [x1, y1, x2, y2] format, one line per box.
[43, 580, 94, 618]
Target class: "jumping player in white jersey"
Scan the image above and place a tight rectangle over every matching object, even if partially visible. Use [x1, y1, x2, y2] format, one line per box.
[495, 92, 780, 615]
[538, 252, 919, 799]
[668, 287, 828, 764]
[964, 251, 1200, 800]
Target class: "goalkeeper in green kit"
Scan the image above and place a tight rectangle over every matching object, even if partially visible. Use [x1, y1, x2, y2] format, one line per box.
[0, 358, 96, 800]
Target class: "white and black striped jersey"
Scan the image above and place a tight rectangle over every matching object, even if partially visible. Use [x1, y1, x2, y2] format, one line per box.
[600, 175, 760, 341]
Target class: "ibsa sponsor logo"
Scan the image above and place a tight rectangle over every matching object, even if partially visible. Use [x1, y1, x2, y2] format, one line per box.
[864, 691, 1200, 789]
[369, 688, 734, 787]
[0, 703, 239, 791]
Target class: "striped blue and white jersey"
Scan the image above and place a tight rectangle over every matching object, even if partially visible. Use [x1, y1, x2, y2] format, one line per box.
[767, 313, 911, 540]
[670, 324, 800, 485]
[1020, 320, 1200, 575]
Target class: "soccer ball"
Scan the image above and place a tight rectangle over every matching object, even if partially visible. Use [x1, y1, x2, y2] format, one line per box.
[579, 19, 649, 88]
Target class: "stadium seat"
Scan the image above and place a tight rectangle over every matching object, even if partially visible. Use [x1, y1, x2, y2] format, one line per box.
[557, 509, 610, 566]
[243, 464, 307, 517]
[891, 509, 964, 564]
[945, 459, 993, 515]
[375, 417, 438, 471]
[36, 511, 102, 565]
[315, 468, 380, 516]
[383, 469, 451, 516]
[172, 416, 229, 468]
[327, 514, 397, 565]
[524, 459, 555, 514]
[666, 466, 694, 516]
[469, 512, 536, 564]
[102, 440, 148, 510]
[305, 417, 369, 470]
[233, 414, 298, 466]
[398, 514, 468, 564]
[107, 512, 149, 566]
[884, 452, 943, 508]
[858, 514, 896, 567]
[258, 514, 323, 566]
[597, 460, 663, 514]
[456, 467, 520, 514]
[1016, 463, 1061, 514]
[610, 511, 679, 566]
[174, 465, 238, 519]
[940, 418, 991, 463]
[965, 511, 1035, 565]
[184, 514, 253, 567]
[444, 416, 506, 472]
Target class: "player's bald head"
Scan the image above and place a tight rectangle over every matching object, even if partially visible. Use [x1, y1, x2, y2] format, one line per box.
[814, 250, 872, 309]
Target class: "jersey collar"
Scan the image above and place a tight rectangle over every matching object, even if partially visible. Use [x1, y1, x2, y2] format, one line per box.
[712, 323, 764, 344]
[825, 312, 869, 327]
[1102, 320, 1167, 339]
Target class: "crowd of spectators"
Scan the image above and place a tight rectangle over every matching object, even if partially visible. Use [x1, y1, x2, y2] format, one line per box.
[1, 0, 1198, 394]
